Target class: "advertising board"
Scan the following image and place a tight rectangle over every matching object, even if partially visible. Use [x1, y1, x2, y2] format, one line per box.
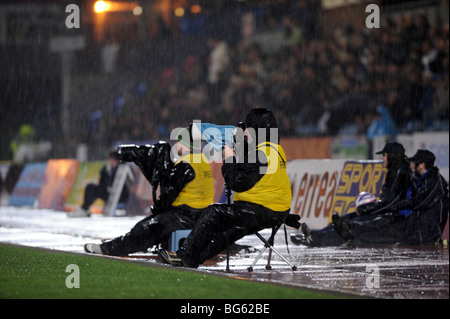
[287, 159, 346, 229]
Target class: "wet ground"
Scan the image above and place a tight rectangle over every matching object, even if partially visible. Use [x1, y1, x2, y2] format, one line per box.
[214, 238, 449, 299]
[0, 206, 448, 299]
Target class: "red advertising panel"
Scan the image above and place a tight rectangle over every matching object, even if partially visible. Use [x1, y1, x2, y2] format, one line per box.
[39, 159, 79, 211]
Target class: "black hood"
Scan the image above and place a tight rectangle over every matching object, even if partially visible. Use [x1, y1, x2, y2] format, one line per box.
[244, 108, 279, 143]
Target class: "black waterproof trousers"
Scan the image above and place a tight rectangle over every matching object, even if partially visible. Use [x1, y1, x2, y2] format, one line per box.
[308, 225, 347, 247]
[82, 183, 129, 211]
[100, 205, 203, 256]
[81, 184, 109, 211]
[307, 212, 357, 247]
[177, 201, 289, 268]
[345, 212, 406, 246]
[308, 212, 406, 247]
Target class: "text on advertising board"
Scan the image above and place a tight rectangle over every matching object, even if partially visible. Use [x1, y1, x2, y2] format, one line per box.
[331, 161, 386, 218]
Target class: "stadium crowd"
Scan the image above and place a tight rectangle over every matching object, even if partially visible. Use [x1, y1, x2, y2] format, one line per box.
[79, 0, 448, 148]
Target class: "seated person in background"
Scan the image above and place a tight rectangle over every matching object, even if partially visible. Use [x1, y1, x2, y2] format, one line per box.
[84, 127, 215, 256]
[392, 150, 449, 246]
[292, 141, 413, 246]
[334, 149, 448, 247]
[69, 149, 130, 218]
[357, 141, 413, 216]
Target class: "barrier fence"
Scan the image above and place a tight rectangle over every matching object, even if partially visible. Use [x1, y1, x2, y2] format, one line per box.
[3, 156, 449, 240]
[1, 131, 448, 238]
[2, 157, 388, 229]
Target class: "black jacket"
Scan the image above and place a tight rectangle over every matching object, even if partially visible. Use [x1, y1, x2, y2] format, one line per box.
[358, 161, 413, 215]
[134, 143, 195, 215]
[222, 142, 273, 193]
[98, 164, 116, 193]
[98, 163, 130, 203]
[222, 156, 264, 193]
[152, 161, 195, 213]
[394, 168, 449, 245]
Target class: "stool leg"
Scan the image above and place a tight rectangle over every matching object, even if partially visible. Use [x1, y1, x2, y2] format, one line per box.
[255, 231, 297, 271]
[248, 246, 267, 272]
[267, 245, 297, 271]
[226, 241, 230, 272]
[265, 249, 273, 270]
[266, 227, 276, 270]
[225, 183, 231, 272]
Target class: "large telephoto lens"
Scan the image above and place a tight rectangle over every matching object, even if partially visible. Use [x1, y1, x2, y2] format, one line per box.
[117, 144, 152, 162]
[117, 144, 138, 162]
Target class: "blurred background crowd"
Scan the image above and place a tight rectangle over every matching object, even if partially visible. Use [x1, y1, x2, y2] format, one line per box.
[1, 0, 448, 161]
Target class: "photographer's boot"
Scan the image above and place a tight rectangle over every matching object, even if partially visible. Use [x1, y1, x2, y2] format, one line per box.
[68, 207, 91, 218]
[158, 249, 183, 266]
[84, 243, 103, 254]
[290, 223, 313, 245]
[332, 213, 353, 240]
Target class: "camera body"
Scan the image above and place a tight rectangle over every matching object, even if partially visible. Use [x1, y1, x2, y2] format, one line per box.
[117, 144, 153, 163]
[116, 142, 173, 216]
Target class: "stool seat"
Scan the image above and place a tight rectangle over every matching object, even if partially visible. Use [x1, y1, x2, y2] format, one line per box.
[170, 229, 192, 252]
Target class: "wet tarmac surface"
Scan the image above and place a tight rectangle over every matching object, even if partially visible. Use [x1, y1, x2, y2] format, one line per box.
[1, 207, 448, 299]
[198, 230, 449, 299]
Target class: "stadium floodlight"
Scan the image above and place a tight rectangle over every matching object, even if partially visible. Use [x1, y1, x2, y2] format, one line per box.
[94, 1, 109, 13]
[94, 1, 141, 14]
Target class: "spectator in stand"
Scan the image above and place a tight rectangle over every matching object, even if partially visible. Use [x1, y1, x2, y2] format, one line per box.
[282, 15, 303, 49]
[207, 37, 230, 105]
[432, 71, 449, 124]
[367, 105, 398, 154]
[73, 3, 449, 145]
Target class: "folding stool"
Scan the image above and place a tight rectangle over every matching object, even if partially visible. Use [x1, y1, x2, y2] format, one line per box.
[223, 184, 300, 272]
[226, 216, 300, 272]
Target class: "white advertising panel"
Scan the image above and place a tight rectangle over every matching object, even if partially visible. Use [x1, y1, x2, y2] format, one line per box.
[287, 159, 346, 229]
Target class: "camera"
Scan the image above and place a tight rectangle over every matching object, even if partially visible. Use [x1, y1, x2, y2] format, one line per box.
[116, 142, 172, 186]
[117, 144, 153, 162]
[117, 142, 172, 212]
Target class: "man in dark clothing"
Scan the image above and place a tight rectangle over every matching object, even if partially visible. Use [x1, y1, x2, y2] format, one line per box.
[338, 149, 448, 247]
[292, 141, 413, 246]
[393, 150, 449, 245]
[84, 130, 215, 255]
[160, 108, 294, 268]
[69, 150, 130, 218]
[357, 142, 413, 216]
